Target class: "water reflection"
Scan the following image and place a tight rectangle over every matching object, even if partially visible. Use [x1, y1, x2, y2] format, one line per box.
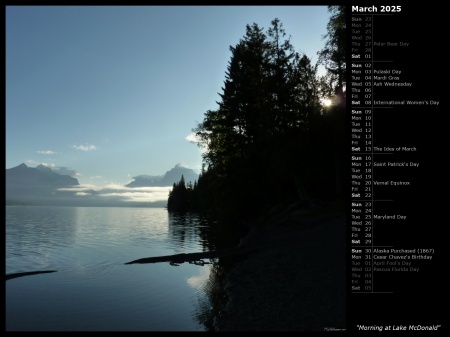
[193, 260, 236, 331]
[6, 206, 78, 274]
[168, 212, 218, 253]
[168, 211, 245, 331]
[6, 207, 239, 331]
[187, 264, 213, 289]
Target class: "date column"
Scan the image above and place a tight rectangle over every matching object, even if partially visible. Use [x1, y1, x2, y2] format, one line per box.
[349, 13, 374, 293]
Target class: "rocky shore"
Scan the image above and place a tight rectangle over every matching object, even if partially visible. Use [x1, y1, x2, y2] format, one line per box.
[214, 210, 346, 332]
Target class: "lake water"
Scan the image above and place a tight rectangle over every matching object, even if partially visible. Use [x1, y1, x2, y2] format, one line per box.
[5, 206, 227, 331]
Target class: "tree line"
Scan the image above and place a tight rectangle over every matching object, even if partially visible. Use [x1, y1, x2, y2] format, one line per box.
[168, 6, 346, 226]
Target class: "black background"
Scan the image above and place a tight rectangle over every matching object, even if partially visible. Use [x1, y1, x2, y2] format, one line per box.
[346, 1, 445, 333]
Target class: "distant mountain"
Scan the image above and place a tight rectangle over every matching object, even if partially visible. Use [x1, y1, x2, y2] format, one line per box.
[6, 163, 198, 207]
[126, 164, 199, 187]
[6, 163, 88, 206]
[7, 163, 79, 188]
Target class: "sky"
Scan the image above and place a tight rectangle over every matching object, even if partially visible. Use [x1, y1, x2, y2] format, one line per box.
[6, 6, 332, 202]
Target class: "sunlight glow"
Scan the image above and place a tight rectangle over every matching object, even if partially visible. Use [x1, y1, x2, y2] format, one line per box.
[322, 98, 332, 107]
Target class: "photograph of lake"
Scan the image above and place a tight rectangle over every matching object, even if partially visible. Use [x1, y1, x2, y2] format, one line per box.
[6, 5, 348, 332]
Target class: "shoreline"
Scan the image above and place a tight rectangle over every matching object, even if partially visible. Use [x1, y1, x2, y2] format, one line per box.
[214, 212, 346, 331]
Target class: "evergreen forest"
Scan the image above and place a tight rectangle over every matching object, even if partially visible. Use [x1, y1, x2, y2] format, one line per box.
[167, 6, 346, 231]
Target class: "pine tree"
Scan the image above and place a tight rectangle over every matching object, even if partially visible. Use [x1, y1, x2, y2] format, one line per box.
[167, 175, 189, 212]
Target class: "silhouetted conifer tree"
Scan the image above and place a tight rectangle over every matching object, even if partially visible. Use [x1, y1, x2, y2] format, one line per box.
[186, 13, 346, 223]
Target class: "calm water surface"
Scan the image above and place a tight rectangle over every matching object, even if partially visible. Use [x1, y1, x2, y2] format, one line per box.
[5, 206, 223, 331]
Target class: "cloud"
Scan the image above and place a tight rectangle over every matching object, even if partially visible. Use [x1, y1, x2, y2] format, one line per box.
[52, 166, 80, 177]
[73, 144, 97, 152]
[98, 185, 171, 203]
[37, 150, 56, 155]
[75, 191, 93, 196]
[186, 132, 207, 156]
[59, 184, 171, 203]
[39, 163, 80, 177]
[131, 174, 162, 181]
[185, 132, 200, 144]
